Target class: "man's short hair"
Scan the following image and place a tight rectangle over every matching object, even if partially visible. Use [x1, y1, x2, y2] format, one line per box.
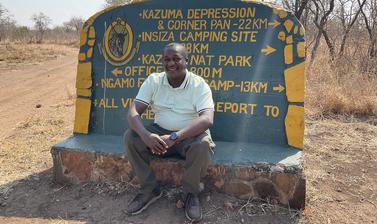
[163, 43, 188, 60]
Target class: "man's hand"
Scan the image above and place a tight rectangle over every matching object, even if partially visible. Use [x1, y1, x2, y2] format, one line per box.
[160, 135, 176, 149]
[141, 133, 168, 155]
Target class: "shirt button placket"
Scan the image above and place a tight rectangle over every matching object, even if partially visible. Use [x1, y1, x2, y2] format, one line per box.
[172, 89, 176, 110]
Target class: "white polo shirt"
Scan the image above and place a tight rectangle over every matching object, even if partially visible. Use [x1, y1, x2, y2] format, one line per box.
[135, 70, 214, 131]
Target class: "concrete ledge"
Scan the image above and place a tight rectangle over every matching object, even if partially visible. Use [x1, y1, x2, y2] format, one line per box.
[51, 134, 305, 209]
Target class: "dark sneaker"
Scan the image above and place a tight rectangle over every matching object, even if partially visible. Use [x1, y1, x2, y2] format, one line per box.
[185, 193, 202, 222]
[126, 187, 162, 215]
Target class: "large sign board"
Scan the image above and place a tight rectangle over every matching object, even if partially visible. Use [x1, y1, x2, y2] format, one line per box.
[74, 0, 305, 149]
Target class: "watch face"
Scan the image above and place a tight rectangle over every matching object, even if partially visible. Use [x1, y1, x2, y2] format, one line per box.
[170, 132, 177, 140]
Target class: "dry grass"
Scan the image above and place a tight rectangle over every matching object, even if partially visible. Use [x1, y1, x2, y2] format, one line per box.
[306, 45, 377, 119]
[0, 43, 76, 72]
[0, 101, 74, 186]
[304, 118, 377, 223]
[0, 42, 376, 223]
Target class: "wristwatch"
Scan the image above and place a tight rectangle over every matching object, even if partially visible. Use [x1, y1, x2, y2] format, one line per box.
[169, 132, 178, 141]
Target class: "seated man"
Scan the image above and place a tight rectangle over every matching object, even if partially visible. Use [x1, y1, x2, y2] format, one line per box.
[124, 43, 215, 222]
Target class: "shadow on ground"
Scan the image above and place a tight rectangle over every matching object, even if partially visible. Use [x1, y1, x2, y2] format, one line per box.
[0, 169, 304, 224]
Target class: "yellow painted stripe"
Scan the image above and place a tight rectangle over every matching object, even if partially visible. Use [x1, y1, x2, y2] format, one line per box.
[88, 26, 96, 38]
[76, 62, 92, 89]
[77, 88, 92, 97]
[300, 26, 305, 36]
[79, 28, 87, 46]
[286, 35, 293, 44]
[87, 48, 93, 58]
[284, 19, 293, 33]
[297, 42, 305, 58]
[278, 31, 286, 41]
[285, 105, 304, 149]
[88, 39, 95, 47]
[284, 44, 293, 65]
[284, 62, 305, 102]
[73, 98, 91, 134]
[78, 53, 86, 61]
[273, 9, 288, 18]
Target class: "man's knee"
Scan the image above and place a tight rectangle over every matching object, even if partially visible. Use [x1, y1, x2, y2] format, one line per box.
[187, 140, 211, 158]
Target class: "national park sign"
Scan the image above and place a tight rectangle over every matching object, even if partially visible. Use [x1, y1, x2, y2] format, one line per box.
[74, 0, 305, 149]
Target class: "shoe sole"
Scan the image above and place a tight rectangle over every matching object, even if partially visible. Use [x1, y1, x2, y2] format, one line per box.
[130, 191, 163, 215]
[185, 208, 203, 222]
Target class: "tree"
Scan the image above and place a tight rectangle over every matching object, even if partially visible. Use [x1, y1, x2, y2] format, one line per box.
[359, 0, 377, 57]
[0, 3, 16, 42]
[279, 0, 311, 20]
[31, 12, 51, 43]
[63, 17, 85, 35]
[336, 0, 367, 57]
[13, 26, 30, 42]
[104, 0, 131, 7]
[309, 0, 336, 64]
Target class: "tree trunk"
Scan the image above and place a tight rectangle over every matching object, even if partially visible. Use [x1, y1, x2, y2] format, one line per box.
[309, 30, 322, 68]
[338, 0, 367, 57]
[369, 38, 377, 58]
[322, 29, 336, 61]
[295, 0, 310, 20]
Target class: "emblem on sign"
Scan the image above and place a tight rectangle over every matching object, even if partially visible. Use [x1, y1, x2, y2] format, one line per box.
[103, 18, 138, 65]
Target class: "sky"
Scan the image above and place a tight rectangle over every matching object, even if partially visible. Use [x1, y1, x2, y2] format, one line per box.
[1, 0, 105, 28]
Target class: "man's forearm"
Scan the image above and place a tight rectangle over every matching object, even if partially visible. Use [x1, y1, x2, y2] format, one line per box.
[127, 103, 150, 139]
[176, 111, 213, 141]
[128, 114, 149, 138]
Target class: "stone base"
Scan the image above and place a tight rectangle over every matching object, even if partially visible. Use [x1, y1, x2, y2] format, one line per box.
[51, 134, 306, 209]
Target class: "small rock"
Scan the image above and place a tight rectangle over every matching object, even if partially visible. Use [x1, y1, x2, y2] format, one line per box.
[0, 202, 7, 207]
[270, 198, 278, 204]
[36, 104, 42, 108]
[199, 182, 204, 192]
[214, 179, 225, 189]
[176, 199, 184, 209]
[206, 195, 211, 202]
[270, 166, 284, 172]
[224, 201, 238, 210]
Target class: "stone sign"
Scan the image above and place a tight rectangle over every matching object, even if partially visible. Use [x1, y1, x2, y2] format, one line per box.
[75, 0, 305, 149]
[52, 0, 306, 209]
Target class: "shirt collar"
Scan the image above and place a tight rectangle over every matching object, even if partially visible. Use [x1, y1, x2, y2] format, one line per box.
[163, 69, 190, 89]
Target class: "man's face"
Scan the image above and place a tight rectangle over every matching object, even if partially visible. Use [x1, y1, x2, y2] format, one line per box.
[163, 46, 187, 78]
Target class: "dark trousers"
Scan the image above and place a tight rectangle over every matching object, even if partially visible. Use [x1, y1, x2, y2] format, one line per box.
[124, 124, 215, 194]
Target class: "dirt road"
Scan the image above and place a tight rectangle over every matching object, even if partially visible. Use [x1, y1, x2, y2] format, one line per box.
[0, 44, 302, 223]
[0, 51, 77, 139]
[0, 44, 376, 223]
